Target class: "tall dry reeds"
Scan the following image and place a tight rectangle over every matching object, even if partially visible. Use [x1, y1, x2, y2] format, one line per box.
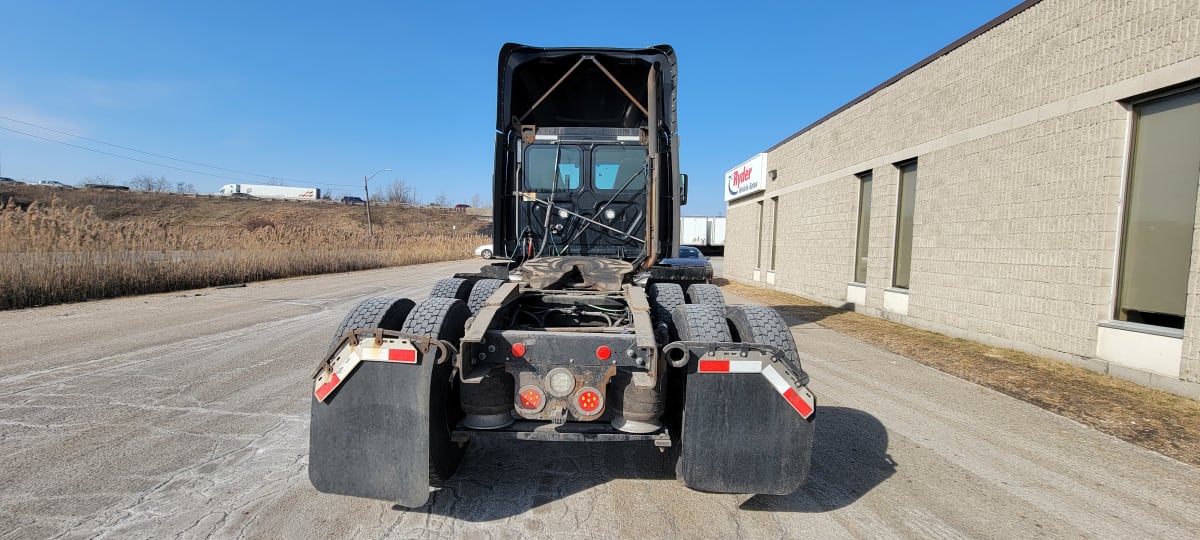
[0, 197, 485, 309]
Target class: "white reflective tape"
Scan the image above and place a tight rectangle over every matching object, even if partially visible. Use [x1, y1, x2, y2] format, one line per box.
[534, 134, 559, 141]
[616, 135, 640, 141]
[727, 360, 763, 373]
[760, 365, 791, 394]
[358, 346, 387, 361]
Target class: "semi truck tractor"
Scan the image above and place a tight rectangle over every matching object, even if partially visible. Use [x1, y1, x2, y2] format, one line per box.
[217, 183, 320, 200]
[309, 43, 815, 507]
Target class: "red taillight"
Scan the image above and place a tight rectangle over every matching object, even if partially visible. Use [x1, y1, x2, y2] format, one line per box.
[518, 386, 544, 412]
[512, 343, 526, 357]
[595, 345, 611, 360]
[576, 388, 602, 414]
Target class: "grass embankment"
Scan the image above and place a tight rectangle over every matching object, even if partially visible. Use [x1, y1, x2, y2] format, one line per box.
[0, 186, 487, 309]
[719, 279, 1200, 467]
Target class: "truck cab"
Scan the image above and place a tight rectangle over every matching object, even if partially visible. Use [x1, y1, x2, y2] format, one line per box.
[492, 44, 682, 266]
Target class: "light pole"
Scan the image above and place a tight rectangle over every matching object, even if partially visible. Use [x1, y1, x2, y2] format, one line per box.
[363, 168, 391, 240]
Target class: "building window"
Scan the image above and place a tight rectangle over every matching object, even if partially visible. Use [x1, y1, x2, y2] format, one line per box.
[892, 160, 917, 289]
[756, 200, 764, 268]
[854, 172, 873, 283]
[1115, 87, 1200, 329]
[770, 197, 780, 270]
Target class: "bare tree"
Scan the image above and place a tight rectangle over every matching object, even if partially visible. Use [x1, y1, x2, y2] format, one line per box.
[129, 174, 170, 192]
[175, 181, 196, 194]
[384, 179, 419, 205]
[470, 193, 483, 208]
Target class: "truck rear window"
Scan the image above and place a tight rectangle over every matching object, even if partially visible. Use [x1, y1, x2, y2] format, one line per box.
[593, 146, 646, 191]
[525, 146, 581, 191]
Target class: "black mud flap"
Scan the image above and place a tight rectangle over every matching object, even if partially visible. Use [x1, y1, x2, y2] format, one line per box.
[678, 354, 815, 495]
[309, 356, 435, 507]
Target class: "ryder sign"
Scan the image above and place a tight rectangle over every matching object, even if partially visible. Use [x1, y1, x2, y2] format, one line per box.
[725, 153, 768, 202]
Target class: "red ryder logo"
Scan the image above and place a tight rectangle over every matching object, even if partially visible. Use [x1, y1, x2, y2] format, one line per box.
[730, 167, 753, 190]
[725, 153, 768, 202]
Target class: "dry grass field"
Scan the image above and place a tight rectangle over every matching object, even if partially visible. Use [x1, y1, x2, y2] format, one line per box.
[0, 185, 488, 309]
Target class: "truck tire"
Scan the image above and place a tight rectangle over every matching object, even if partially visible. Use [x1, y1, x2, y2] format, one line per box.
[670, 303, 731, 342]
[467, 278, 505, 315]
[400, 296, 471, 487]
[327, 297, 415, 355]
[668, 303, 731, 479]
[648, 283, 685, 341]
[685, 283, 725, 307]
[430, 277, 472, 301]
[480, 248, 493, 259]
[726, 305, 806, 382]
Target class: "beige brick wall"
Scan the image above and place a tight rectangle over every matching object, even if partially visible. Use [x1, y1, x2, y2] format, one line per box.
[908, 105, 1125, 359]
[725, 0, 1200, 386]
[1183, 188, 1200, 383]
[725, 200, 759, 281]
[768, 183, 858, 306]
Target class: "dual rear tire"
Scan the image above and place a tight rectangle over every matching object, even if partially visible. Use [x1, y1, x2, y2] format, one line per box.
[330, 294, 470, 488]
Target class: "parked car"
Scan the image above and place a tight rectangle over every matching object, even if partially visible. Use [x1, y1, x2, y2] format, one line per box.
[36, 180, 73, 188]
[475, 244, 494, 259]
[678, 245, 714, 281]
[341, 196, 366, 205]
[455, 204, 470, 210]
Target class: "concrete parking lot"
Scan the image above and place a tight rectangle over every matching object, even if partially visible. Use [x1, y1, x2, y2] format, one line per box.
[1, 258, 1197, 538]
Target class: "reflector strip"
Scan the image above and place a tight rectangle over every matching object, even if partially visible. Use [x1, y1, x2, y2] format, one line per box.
[313, 337, 419, 402]
[388, 348, 417, 363]
[760, 365, 791, 393]
[762, 365, 815, 419]
[358, 344, 417, 363]
[698, 359, 762, 373]
[314, 372, 341, 401]
[783, 387, 815, 418]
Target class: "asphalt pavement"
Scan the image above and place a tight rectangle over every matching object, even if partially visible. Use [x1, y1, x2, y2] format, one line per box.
[0, 257, 1197, 538]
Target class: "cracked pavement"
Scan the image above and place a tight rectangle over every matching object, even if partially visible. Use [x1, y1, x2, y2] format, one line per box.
[1, 258, 1197, 538]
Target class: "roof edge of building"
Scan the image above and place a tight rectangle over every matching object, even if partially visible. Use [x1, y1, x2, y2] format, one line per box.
[764, 0, 1045, 154]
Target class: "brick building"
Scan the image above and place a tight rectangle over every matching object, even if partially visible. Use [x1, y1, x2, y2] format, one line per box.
[724, 0, 1200, 397]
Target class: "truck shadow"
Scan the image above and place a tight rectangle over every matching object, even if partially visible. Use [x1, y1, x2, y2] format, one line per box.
[407, 436, 676, 521]
[740, 406, 895, 512]
[400, 406, 890, 520]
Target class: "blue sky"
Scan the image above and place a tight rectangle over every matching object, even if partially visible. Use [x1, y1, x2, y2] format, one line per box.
[0, 0, 1019, 215]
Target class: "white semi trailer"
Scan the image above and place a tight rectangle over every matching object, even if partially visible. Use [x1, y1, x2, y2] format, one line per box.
[680, 216, 726, 249]
[218, 184, 321, 200]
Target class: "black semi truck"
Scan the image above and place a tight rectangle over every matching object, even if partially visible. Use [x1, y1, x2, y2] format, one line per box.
[309, 44, 815, 507]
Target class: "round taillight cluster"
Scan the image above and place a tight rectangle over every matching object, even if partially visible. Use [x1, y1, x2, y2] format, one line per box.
[517, 385, 545, 413]
[575, 387, 603, 415]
